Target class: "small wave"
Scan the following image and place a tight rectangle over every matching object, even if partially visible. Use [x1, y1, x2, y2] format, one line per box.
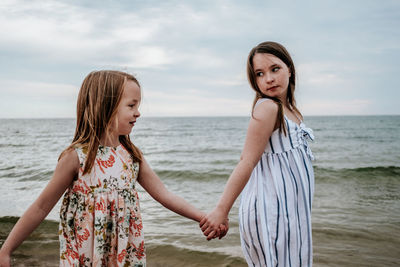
[154, 166, 400, 182]
[0, 216, 59, 240]
[0, 217, 245, 267]
[17, 170, 54, 182]
[315, 166, 400, 180]
[0, 166, 16, 171]
[0, 216, 59, 266]
[155, 169, 229, 181]
[144, 148, 237, 155]
[0, 143, 28, 148]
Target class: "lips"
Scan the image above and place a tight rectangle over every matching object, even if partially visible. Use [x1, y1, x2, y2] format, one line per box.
[267, 86, 279, 91]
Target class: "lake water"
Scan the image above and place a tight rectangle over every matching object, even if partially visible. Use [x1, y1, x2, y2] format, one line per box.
[0, 116, 399, 266]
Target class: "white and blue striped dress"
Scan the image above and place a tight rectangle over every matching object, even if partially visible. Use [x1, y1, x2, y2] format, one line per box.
[239, 99, 315, 267]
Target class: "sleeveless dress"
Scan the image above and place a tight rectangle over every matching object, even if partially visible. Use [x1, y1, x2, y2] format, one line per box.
[239, 99, 315, 267]
[59, 145, 146, 267]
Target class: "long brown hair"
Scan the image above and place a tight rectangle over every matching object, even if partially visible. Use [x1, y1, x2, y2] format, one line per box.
[60, 70, 142, 174]
[247, 41, 302, 135]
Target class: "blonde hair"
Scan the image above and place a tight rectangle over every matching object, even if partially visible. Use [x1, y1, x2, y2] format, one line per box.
[60, 70, 142, 174]
[247, 41, 302, 135]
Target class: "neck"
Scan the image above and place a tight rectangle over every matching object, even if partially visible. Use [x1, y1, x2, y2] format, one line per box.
[100, 133, 120, 147]
[279, 97, 289, 108]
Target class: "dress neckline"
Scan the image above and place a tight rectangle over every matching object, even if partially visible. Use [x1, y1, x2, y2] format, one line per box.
[99, 144, 121, 150]
[284, 114, 303, 127]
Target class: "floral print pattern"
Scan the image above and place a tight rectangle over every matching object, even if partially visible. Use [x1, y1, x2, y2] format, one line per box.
[59, 145, 145, 266]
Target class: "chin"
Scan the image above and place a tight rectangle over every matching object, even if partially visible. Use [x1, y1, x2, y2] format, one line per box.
[267, 92, 282, 99]
[118, 130, 131, 136]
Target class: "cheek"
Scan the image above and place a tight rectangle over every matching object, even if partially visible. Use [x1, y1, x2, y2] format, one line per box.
[107, 117, 117, 133]
[278, 73, 289, 85]
[114, 116, 121, 126]
[255, 77, 263, 89]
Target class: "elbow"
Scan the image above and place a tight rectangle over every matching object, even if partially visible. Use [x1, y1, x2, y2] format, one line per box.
[35, 198, 56, 218]
[238, 156, 258, 171]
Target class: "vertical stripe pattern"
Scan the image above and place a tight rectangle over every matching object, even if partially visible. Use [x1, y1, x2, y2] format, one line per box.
[239, 99, 315, 267]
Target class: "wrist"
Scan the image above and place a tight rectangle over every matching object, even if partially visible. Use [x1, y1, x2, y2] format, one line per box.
[196, 211, 207, 222]
[0, 247, 11, 258]
[215, 203, 230, 217]
[0, 246, 12, 255]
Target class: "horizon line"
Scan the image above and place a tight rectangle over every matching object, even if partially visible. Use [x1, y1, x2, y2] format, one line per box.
[1, 114, 399, 120]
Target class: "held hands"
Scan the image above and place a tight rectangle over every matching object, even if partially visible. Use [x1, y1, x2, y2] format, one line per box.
[199, 207, 229, 241]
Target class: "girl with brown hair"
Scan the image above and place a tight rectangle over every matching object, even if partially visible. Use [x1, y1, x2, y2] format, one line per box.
[200, 42, 315, 266]
[0, 70, 222, 266]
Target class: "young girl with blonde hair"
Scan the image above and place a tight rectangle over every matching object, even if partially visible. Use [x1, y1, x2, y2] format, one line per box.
[0, 70, 225, 266]
[200, 42, 315, 266]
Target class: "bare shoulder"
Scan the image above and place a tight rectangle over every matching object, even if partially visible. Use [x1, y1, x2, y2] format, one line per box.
[252, 99, 279, 121]
[138, 155, 148, 168]
[57, 147, 79, 175]
[59, 147, 78, 161]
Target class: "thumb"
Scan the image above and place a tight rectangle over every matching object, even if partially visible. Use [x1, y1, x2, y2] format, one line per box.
[199, 216, 207, 227]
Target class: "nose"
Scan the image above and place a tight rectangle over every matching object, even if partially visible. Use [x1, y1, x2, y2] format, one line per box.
[265, 72, 274, 84]
[135, 109, 141, 118]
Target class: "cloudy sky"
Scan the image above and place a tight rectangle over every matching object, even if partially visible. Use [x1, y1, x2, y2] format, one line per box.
[0, 0, 399, 118]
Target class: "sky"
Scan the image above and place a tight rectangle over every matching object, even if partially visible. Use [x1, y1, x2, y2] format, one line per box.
[0, 0, 399, 118]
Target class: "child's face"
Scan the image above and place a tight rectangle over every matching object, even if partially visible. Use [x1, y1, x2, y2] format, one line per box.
[253, 53, 291, 101]
[113, 80, 141, 136]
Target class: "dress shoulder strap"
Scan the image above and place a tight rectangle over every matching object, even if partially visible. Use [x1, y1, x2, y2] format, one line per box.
[73, 145, 87, 168]
[290, 108, 303, 123]
[254, 98, 277, 111]
[255, 98, 270, 107]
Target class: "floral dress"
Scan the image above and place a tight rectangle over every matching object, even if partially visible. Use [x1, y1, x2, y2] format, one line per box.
[59, 145, 145, 267]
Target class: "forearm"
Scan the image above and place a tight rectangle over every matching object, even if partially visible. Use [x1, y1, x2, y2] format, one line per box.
[138, 158, 206, 222]
[199, 159, 254, 238]
[216, 159, 254, 215]
[1, 149, 77, 257]
[0, 202, 49, 255]
[159, 192, 205, 222]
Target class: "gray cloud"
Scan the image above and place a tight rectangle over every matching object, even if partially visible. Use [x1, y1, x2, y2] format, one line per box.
[0, 0, 399, 117]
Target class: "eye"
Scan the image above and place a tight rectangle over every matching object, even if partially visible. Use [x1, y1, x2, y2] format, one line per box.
[272, 67, 280, 72]
[255, 72, 263, 77]
[128, 104, 136, 108]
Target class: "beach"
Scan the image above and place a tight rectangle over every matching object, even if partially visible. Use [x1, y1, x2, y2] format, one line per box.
[1, 116, 399, 266]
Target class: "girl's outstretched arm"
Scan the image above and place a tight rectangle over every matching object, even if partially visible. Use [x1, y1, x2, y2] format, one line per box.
[200, 100, 278, 240]
[137, 157, 206, 223]
[0, 149, 79, 265]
